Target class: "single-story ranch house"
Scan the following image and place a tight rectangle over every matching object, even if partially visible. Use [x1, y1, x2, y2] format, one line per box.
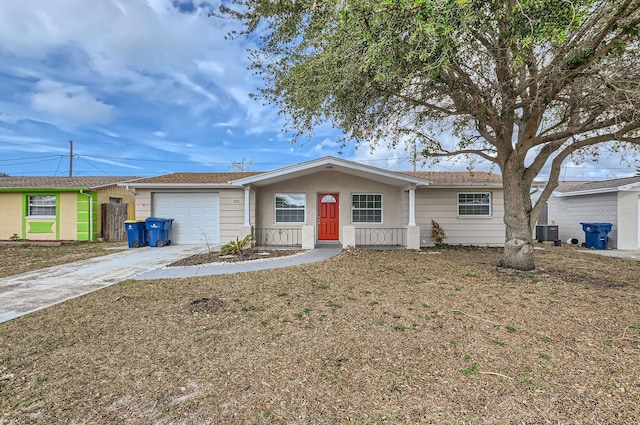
[0, 176, 136, 241]
[546, 176, 640, 249]
[122, 156, 505, 249]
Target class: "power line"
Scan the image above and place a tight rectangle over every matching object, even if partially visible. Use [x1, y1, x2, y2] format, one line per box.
[0, 154, 63, 162]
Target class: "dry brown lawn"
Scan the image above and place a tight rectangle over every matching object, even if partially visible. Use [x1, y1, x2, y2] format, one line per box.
[1, 245, 639, 424]
[0, 242, 125, 278]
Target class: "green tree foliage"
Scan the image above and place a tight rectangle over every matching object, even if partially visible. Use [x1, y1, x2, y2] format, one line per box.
[221, 0, 640, 269]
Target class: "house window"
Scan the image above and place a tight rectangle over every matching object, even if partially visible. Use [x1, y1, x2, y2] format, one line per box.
[275, 194, 306, 223]
[28, 195, 56, 216]
[458, 193, 491, 217]
[352, 194, 382, 223]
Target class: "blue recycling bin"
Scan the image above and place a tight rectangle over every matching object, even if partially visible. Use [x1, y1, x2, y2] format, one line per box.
[145, 217, 174, 247]
[124, 220, 146, 248]
[580, 222, 613, 250]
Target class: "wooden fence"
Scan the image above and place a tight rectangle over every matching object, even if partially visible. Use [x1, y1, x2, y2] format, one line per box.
[101, 203, 129, 242]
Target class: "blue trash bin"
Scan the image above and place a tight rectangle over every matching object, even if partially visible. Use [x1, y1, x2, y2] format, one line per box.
[124, 220, 146, 248]
[145, 217, 174, 247]
[580, 222, 613, 250]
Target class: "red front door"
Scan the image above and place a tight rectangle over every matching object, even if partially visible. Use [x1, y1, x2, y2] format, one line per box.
[318, 193, 339, 241]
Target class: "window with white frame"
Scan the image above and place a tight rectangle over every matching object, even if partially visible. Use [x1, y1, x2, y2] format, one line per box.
[28, 195, 56, 216]
[351, 193, 382, 223]
[458, 193, 491, 217]
[275, 194, 306, 223]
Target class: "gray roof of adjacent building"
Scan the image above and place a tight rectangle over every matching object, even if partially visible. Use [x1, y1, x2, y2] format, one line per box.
[0, 176, 139, 189]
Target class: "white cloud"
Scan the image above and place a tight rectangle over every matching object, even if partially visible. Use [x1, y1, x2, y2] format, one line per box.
[31, 80, 114, 125]
[196, 60, 225, 77]
[0, 0, 268, 124]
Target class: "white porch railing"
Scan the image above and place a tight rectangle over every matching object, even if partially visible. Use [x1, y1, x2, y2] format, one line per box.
[354, 227, 407, 246]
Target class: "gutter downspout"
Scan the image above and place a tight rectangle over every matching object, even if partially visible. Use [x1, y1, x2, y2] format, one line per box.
[80, 190, 94, 241]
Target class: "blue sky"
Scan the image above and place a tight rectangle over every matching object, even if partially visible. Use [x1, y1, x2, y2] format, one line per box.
[0, 0, 636, 180]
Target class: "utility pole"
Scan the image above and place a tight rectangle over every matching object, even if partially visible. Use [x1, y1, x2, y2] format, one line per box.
[69, 140, 73, 177]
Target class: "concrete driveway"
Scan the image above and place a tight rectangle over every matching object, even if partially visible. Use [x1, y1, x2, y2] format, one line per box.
[0, 245, 206, 323]
[578, 249, 640, 261]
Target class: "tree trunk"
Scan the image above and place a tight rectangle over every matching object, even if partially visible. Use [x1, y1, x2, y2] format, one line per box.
[499, 166, 535, 271]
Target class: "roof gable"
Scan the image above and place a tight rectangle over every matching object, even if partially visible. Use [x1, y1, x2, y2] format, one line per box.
[231, 156, 431, 187]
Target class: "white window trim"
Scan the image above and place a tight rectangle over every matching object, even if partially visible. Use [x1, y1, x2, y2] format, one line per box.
[274, 193, 306, 224]
[28, 195, 57, 218]
[457, 192, 492, 218]
[351, 193, 383, 224]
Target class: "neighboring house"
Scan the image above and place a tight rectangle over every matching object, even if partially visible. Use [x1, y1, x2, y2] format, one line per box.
[123, 156, 505, 249]
[0, 176, 137, 241]
[546, 177, 640, 249]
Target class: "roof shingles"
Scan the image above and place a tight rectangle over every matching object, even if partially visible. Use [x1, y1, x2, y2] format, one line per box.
[401, 171, 503, 184]
[130, 172, 262, 184]
[555, 176, 640, 193]
[0, 176, 139, 189]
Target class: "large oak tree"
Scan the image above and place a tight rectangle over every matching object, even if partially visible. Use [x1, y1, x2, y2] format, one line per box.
[221, 0, 640, 270]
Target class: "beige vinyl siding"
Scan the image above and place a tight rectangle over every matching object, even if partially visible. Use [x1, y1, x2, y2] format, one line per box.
[219, 189, 254, 242]
[547, 192, 618, 248]
[0, 193, 24, 239]
[255, 171, 405, 239]
[134, 189, 152, 220]
[411, 188, 505, 246]
[135, 188, 254, 243]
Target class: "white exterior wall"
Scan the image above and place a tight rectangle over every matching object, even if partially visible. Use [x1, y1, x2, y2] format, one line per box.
[616, 192, 639, 249]
[547, 192, 618, 248]
[411, 188, 505, 247]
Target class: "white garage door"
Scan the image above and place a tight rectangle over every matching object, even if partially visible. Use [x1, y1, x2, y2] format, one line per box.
[153, 192, 220, 244]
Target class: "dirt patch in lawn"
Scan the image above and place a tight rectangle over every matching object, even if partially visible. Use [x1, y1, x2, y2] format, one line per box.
[0, 245, 639, 424]
[167, 249, 301, 267]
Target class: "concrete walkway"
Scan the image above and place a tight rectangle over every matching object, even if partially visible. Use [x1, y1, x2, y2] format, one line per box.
[133, 247, 342, 280]
[0, 246, 342, 323]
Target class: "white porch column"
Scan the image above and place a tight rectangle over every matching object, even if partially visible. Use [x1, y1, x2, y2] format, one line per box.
[342, 225, 356, 248]
[243, 186, 251, 226]
[406, 187, 420, 249]
[407, 225, 421, 250]
[301, 226, 315, 249]
[408, 188, 416, 226]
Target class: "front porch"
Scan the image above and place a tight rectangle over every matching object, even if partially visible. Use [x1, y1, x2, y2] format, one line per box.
[250, 225, 421, 250]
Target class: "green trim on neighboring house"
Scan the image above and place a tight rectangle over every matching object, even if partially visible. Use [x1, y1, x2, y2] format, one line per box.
[76, 191, 98, 241]
[28, 221, 54, 233]
[22, 192, 61, 239]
